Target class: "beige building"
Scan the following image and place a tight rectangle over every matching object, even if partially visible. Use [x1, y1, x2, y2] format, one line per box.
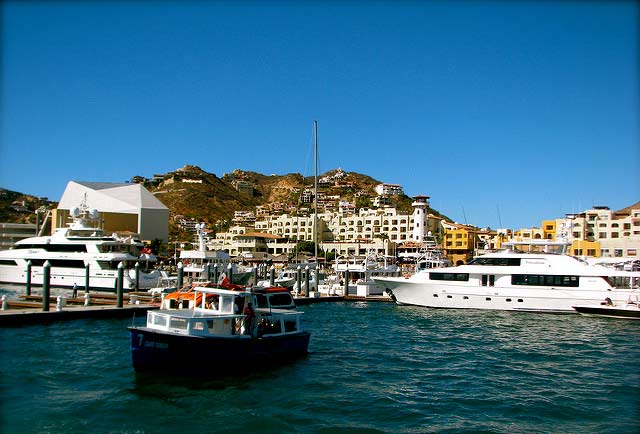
[54, 181, 169, 242]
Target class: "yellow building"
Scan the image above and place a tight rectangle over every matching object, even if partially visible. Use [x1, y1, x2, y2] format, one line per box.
[442, 221, 477, 265]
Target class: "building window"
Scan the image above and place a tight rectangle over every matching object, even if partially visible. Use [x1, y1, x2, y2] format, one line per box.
[611, 232, 619, 238]
[599, 232, 606, 239]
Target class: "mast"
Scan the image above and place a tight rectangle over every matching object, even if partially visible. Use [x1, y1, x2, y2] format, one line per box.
[313, 120, 318, 262]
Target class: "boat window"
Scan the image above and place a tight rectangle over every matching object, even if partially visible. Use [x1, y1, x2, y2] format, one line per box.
[169, 317, 188, 330]
[283, 318, 298, 332]
[255, 294, 268, 308]
[220, 296, 234, 314]
[429, 272, 469, 281]
[511, 274, 579, 287]
[0, 260, 17, 266]
[48, 259, 86, 268]
[192, 321, 206, 331]
[268, 293, 294, 308]
[467, 257, 521, 266]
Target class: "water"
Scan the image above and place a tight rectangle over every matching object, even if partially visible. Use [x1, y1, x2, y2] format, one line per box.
[1, 299, 639, 433]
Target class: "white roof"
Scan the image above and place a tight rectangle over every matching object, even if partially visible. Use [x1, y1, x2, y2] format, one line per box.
[58, 181, 168, 213]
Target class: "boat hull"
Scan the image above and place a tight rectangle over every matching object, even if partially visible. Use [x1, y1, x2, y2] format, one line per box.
[0, 264, 164, 291]
[128, 327, 311, 373]
[572, 305, 640, 319]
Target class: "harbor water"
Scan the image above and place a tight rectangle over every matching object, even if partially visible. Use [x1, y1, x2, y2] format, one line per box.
[1, 296, 639, 433]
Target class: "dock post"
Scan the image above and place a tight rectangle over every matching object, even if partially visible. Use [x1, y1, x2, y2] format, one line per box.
[304, 266, 310, 297]
[42, 260, 51, 311]
[227, 263, 234, 285]
[25, 260, 32, 296]
[56, 296, 64, 312]
[2, 295, 7, 310]
[84, 292, 90, 306]
[177, 262, 184, 289]
[117, 263, 124, 308]
[296, 266, 302, 294]
[213, 264, 219, 284]
[343, 269, 350, 296]
[84, 263, 90, 293]
[269, 266, 275, 287]
[134, 262, 140, 291]
[205, 264, 211, 282]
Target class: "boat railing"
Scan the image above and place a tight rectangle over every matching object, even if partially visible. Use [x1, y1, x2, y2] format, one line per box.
[146, 308, 303, 337]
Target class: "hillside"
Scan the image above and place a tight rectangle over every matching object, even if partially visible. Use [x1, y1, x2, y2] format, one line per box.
[0, 188, 57, 224]
[1, 166, 449, 236]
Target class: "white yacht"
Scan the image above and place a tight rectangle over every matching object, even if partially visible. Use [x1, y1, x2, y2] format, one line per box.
[322, 251, 401, 297]
[179, 223, 252, 285]
[374, 241, 640, 313]
[0, 202, 166, 291]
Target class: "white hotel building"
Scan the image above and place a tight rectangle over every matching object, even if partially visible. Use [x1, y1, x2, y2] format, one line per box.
[208, 198, 441, 259]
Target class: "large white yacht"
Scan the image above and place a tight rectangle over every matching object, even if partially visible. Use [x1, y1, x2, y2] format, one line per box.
[373, 241, 640, 313]
[0, 202, 165, 291]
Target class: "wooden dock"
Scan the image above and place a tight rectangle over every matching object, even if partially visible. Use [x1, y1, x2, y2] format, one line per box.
[0, 291, 160, 326]
[0, 304, 158, 326]
[0, 291, 390, 326]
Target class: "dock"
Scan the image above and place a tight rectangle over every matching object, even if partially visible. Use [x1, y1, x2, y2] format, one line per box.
[0, 304, 158, 326]
[0, 291, 160, 326]
[0, 291, 391, 326]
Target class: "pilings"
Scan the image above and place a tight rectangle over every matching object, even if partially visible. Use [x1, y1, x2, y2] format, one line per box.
[84, 263, 90, 293]
[177, 262, 184, 289]
[42, 261, 51, 311]
[116, 263, 124, 308]
[25, 260, 32, 296]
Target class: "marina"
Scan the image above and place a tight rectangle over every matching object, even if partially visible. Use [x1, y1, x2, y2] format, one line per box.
[1, 297, 639, 432]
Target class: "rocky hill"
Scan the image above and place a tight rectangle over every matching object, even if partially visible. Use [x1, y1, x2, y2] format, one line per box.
[1, 166, 448, 238]
[0, 189, 57, 224]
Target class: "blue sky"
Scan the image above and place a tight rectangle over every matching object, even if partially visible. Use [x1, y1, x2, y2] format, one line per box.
[1, 1, 638, 230]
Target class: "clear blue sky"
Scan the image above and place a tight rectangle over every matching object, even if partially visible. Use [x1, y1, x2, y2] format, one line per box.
[1, 1, 638, 229]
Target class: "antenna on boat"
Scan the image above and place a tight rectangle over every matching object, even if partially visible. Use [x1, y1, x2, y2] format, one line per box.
[314, 120, 318, 263]
[496, 204, 503, 228]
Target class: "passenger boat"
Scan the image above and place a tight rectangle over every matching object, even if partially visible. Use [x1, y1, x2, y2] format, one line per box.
[573, 291, 640, 319]
[128, 285, 310, 372]
[374, 241, 640, 313]
[0, 201, 166, 291]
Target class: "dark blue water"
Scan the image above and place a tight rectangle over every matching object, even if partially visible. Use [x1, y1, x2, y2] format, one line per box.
[1, 301, 639, 433]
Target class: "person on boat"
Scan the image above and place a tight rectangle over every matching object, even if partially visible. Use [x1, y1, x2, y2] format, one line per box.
[72, 283, 78, 298]
[243, 302, 255, 336]
[602, 297, 613, 306]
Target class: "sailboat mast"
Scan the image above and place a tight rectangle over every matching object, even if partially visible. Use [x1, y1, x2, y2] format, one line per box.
[314, 120, 318, 262]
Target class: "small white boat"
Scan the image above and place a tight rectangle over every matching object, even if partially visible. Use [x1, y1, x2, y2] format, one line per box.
[179, 223, 252, 284]
[328, 252, 401, 297]
[128, 285, 310, 373]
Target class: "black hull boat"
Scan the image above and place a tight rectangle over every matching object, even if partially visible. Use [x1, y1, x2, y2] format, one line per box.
[572, 304, 640, 320]
[128, 285, 311, 373]
[129, 328, 310, 372]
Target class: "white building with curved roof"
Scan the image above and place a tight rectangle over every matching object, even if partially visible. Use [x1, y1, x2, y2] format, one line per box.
[54, 181, 169, 242]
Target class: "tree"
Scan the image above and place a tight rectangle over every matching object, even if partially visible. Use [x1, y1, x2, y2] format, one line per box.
[291, 241, 324, 258]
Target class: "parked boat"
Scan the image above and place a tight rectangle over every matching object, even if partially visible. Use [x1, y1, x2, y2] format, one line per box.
[374, 241, 640, 313]
[573, 291, 640, 319]
[179, 223, 252, 285]
[0, 200, 166, 291]
[128, 285, 310, 372]
[321, 252, 401, 297]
